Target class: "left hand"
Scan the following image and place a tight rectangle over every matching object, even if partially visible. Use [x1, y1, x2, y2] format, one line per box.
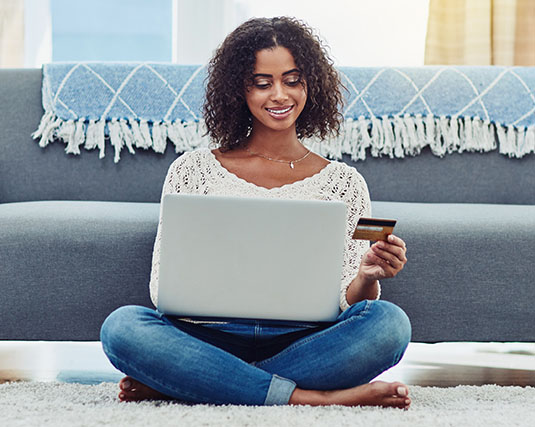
[358, 234, 407, 282]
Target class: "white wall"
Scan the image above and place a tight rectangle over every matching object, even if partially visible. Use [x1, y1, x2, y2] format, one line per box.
[174, 0, 430, 66]
[20, 0, 429, 67]
[24, 0, 52, 67]
[174, 0, 246, 64]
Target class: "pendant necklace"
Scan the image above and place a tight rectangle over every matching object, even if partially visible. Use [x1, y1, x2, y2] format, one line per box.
[245, 147, 311, 169]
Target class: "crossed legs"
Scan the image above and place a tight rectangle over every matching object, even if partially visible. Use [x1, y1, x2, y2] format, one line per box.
[100, 300, 411, 408]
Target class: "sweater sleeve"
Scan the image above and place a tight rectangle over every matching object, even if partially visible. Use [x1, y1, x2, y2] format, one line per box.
[149, 152, 197, 307]
[338, 166, 381, 312]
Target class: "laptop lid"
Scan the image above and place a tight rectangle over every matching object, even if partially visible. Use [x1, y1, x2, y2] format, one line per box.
[157, 194, 347, 322]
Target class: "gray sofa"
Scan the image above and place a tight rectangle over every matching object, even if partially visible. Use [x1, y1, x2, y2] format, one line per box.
[1, 68, 534, 342]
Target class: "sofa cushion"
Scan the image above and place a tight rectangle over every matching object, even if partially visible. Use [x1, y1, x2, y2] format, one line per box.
[0, 201, 158, 340]
[3, 199, 534, 341]
[372, 201, 535, 342]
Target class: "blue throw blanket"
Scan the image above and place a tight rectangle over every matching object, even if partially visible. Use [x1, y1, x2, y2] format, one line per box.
[33, 62, 535, 162]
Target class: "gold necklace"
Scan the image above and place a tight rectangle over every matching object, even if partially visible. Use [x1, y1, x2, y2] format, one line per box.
[245, 147, 312, 169]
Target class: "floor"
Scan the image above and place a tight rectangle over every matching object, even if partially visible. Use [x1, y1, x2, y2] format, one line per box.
[377, 342, 535, 387]
[1, 341, 534, 387]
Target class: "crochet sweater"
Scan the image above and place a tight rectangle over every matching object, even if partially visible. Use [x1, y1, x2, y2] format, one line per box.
[149, 148, 375, 312]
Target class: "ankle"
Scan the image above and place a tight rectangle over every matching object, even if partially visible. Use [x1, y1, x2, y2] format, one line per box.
[288, 387, 331, 406]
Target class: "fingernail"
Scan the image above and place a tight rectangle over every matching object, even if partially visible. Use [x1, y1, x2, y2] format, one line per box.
[119, 393, 125, 400]
[397, 386, 408, 396]
[123, 380, 131, 389]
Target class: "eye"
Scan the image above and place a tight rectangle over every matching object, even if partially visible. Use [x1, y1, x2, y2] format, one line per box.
[251, 78, 271, 89]
[284, 76, 303, 87]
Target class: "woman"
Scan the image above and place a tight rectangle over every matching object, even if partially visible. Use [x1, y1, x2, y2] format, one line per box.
[101, 16, 411, 409]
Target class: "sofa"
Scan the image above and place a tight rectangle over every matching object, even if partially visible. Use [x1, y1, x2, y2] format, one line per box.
[1, 67, 534, 342]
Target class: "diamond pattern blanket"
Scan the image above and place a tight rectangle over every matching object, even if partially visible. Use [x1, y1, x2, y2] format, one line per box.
[33, 63, 535, 162]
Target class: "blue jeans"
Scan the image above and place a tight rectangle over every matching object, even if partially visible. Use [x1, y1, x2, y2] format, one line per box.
[100, 300, 411, 405]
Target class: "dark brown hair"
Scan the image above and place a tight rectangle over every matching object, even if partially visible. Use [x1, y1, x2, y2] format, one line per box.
[203, 16, 345, 151]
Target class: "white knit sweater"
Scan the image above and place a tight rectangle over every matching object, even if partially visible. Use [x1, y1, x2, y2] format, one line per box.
[149, 148, 375, 312]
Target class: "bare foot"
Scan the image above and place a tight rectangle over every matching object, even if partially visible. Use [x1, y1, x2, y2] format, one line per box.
[289, 381, 411, 409]
[118, 376, 171, 402]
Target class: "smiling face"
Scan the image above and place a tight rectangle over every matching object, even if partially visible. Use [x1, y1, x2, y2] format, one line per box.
[245, 46, 307, 136]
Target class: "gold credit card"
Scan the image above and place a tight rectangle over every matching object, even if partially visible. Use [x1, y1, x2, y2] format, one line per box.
[352, 217, 397, 241]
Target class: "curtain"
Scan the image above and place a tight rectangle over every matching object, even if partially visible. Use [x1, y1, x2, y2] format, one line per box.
[0, 0, 24, 67]
[425, 0, 535, 65]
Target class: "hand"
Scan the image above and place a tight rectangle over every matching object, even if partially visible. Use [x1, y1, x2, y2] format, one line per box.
[358, 234, 407, 282]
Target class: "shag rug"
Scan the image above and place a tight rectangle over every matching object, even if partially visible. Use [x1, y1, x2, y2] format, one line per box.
[1, 381, 534, 426]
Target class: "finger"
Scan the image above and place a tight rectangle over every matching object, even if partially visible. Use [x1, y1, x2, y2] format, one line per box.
[371, 247, 404, 269]
[367, 252, 398, 274]
[366, 246, 403, 269]
[386, 234, 406, 250]
[383, 240, 407, 262]
[376, 239, 406, 257]
[372, 242, 407, 266]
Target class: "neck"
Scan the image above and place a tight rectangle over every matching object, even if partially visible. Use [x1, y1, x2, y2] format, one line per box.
[246, 126, 303, 157]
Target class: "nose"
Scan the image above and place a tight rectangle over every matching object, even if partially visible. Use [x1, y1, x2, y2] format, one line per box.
[270, 81, 288, 103]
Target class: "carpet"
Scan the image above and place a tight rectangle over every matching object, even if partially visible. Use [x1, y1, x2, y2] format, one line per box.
[1, 381, 533, 426]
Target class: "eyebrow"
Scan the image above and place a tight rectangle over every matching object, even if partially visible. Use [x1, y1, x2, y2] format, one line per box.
[252, 68, 301, 78]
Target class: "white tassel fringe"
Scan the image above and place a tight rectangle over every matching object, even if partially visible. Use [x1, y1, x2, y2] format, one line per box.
[32, 114, 533, 162]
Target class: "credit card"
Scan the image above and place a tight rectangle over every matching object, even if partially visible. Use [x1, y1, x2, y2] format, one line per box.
[352, 217, 397, 241]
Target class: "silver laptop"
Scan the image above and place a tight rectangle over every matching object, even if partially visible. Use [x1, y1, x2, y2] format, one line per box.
[157, 194, 347, 322]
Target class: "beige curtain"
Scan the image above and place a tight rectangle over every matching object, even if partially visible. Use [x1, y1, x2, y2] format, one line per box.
[0, 0, 24, 67]
[425, 0, 535, 65]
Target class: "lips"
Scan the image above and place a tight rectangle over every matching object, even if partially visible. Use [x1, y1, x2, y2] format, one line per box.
[265, 105, 294, 119]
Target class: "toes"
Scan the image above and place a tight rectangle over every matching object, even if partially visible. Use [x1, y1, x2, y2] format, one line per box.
[118, 390, 136, 402]
[371, 381, 410, 398]
[119, 376, 135, 391]
[118, 376, 146, 402]
[396, 385, 409, 397]
[117, 377, 171, 402]
[381, 396, 411, 409]
[119, 387, 151, 402]
[385, 382, 411, 409]
[366, 381, 411, 409]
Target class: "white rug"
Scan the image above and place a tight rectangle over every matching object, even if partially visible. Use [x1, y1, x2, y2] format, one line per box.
[1, 382, 534, 427]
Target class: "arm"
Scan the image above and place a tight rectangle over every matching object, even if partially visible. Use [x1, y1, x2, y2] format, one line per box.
[345, 276, 380, 305]
[149, 153, 195, 307]
[337, 166, 407, 309]
[345, 234, 407, 306]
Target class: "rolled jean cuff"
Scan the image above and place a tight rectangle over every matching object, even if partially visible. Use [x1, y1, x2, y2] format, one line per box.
[264, 374, 296, 405]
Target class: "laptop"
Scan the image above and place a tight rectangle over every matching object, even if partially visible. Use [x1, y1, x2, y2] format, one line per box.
[157, 193, 347, 322]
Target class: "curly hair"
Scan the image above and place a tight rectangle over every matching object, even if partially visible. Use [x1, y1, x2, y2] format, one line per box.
[203, 16, 345, 151]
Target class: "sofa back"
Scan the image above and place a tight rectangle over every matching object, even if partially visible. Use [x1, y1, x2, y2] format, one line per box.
[1, 68, 534, 204]
[355, 149, 535, 204]
[0, 69, 176, 204]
